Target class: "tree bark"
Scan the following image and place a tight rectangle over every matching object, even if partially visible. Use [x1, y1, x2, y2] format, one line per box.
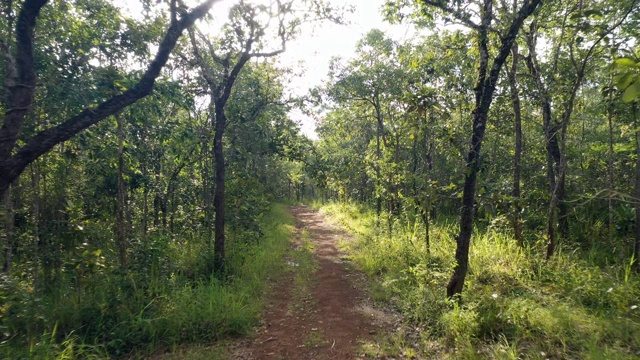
[607, 77, 615, 244]
[440, 0, 542, 298]
[507, 42, 524, 245]
[0, 0, 221, 199]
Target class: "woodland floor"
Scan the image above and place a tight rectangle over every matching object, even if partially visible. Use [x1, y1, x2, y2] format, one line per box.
[231, 205, 395, 359]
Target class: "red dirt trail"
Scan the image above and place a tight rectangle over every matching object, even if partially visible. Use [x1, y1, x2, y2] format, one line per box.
[233, 205, 388, 360]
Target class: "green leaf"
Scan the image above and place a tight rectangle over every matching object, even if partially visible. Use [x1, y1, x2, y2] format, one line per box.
[615, 73, 636, 90]
[584, 9, 603, 18]
[113, 80, 128, 91]
[622, 81, 640, 102]
[614, 58, 637, 68]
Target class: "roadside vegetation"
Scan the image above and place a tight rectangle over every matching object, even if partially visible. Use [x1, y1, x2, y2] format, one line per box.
[317, 201, 640, 359]
[1, 204, 295, 359]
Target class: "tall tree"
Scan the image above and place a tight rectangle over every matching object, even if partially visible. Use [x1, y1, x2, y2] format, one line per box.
[0, 0, 221, 199]
[188, 0, 338, 274]
[416, 0, 542, 297]
[524, 0, 637, 258]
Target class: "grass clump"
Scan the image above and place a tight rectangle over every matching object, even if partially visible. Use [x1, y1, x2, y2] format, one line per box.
[316, 201, 640, 359]
[0, 204, 295, 359]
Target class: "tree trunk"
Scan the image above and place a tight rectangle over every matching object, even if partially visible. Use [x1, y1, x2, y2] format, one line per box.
[448, 0, 494, 298]
[116, 114, 127, 268]
[0, 0, 222, 200]
[607, 79, 615, 244]
[507, 43, 524, 245]
[213, 102, 226, 275]
[525, 28, 566, 258]
[445, 0, 542, 298]
[200, 132, 214, 243]
[633, 103, 640, 272]
[375, 107, 382, 225]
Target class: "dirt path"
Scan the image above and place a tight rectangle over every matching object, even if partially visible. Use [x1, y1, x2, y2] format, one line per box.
[233, 205, 389, 359]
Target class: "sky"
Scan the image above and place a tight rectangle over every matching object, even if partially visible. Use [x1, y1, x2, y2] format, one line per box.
[278, 0, 417, 139]
[121, 0, 418, 139]
[204, 0, 418, 139]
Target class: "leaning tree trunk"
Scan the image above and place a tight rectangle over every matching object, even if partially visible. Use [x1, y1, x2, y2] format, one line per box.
[443, 0, 542, 298]
[0, 0, 222, 200]
[447, 0, 493, 298]
[633, 103, 640, 272]
[507, 42, 524, 245]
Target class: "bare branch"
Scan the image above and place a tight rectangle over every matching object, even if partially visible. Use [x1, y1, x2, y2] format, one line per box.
[188, 26, 217, 86]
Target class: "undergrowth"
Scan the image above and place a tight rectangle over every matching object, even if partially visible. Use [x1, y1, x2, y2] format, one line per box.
[315, 201, 640, 359]
[0, 204, 295, 359]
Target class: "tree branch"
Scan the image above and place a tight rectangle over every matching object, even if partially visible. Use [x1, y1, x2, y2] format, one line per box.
[0, 0, 48, 159]
[188, 26, 217, 86]
[0, 0, 222, 197]
[420, 0, 482, 30]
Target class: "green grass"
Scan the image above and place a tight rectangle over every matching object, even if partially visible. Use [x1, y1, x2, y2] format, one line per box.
[315, 201, 640, 359]
[0, 204, 296, 359]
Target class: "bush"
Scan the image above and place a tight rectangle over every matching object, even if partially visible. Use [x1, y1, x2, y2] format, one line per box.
[318, 201, 640, 359]
[0, 204, 295, 358]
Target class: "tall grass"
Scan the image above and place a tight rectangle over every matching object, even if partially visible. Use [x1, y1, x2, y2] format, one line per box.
[0, 204, 295, 359]
[316, 201, 640, 359]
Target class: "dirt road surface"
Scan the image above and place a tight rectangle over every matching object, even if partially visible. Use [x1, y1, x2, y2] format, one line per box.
[233, 205, 390, 359]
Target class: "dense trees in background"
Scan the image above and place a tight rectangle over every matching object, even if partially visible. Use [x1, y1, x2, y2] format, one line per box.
[2, 0, 640, 355]
[0, 0, 325, 356]
[312, 0, 640, 296]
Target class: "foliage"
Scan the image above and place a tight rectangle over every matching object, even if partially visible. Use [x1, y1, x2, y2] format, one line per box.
[615, 55, 640, 102]
[0, 204, 295, 358]
[318, 201, 640, 359]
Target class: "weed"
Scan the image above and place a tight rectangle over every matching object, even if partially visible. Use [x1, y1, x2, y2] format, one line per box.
[318, 201, 640, 359]
[0, 204, 296, 358]
[303, 329, 325, 348]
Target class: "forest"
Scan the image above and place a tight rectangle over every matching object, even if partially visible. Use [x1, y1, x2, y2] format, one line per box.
[1, 0, 640, 359]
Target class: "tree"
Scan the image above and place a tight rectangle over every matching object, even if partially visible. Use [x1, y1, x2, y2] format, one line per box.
[188, 0, 338, 274]
[523, 0, 637, 258]
[0, 0, 221, 200]
[321, 29, 411, 232]
[415, 0, 542, 297]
